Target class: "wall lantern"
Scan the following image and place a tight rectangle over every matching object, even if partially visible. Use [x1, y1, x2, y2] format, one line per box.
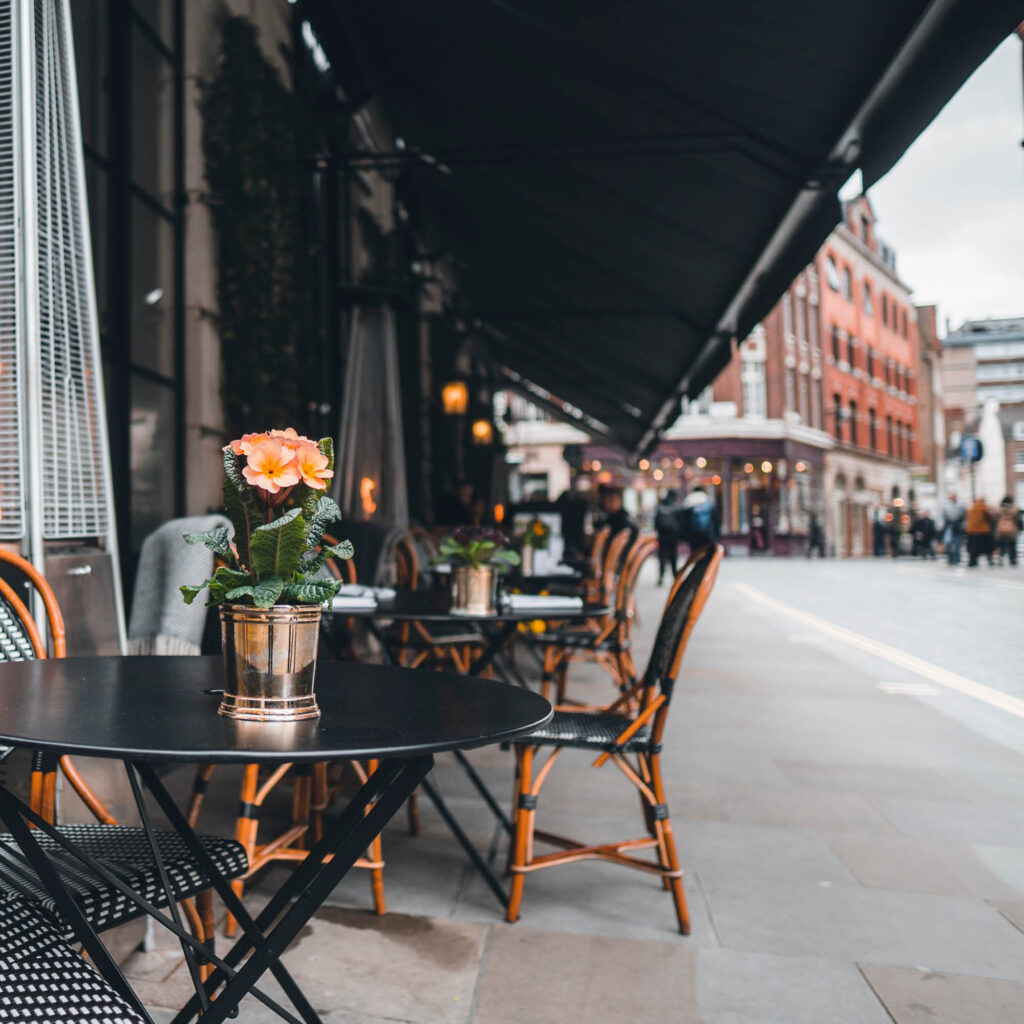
[441, 380, 469, 415]
[471, 418, 494, 445]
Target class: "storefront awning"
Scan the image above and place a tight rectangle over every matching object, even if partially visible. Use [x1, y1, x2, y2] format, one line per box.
[329, 0, 1021, 453]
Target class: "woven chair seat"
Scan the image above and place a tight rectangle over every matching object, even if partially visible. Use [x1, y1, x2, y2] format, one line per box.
[0, 899, 146, 1023]
[533, 628, 628, 652]
[0, 825, 248, 942]
[525, 710, 651, 752]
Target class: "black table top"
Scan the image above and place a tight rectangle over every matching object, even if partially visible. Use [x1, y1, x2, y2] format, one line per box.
[331, 589, 606, 623]
[0, 656, 552, 764]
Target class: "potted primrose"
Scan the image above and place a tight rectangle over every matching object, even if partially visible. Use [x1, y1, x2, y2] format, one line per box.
[180, 429, 352, 722]
[436, 526, 520, 615]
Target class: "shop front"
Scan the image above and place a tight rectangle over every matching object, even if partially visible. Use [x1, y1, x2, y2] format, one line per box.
[578, 438, 828, 556]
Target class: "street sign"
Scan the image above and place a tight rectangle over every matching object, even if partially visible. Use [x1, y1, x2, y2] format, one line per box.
[959, 436, 983, 462]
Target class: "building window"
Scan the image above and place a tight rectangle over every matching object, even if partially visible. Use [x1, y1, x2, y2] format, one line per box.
[782, 292, 794, 340]
[72, 0, 186, 565]
[842, 267, 852, 301]
[881, 293, 888, 326]
[1013, 421, 1024, 441]
[681, 388, 713, 416]
[811, 378, 822, 430]
[886, 415, 894, 455]
[830, 324, 840, 362]
[860, 214, 870, 242]
[1014, 452, 1024, 473]
[868, 408, 877, 450]
[741, 360, 766, 419]
[863, 284, 873, 317]
[849, 400, 858, 446]
[866, 349, 875, 380]
[833, 394, 843, 441]
[797, 370, 809, 424]
[901, 310, 908, 337]
[825, 255, 841, 291]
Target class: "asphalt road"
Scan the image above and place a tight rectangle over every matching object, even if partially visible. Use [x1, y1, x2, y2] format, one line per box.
[708, 553, 1024, 756]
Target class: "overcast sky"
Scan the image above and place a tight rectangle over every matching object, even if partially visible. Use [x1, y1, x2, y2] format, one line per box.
[869, 34, 1024, 336]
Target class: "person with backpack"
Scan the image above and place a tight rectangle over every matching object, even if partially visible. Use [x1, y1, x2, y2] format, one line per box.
[965, 496, 994, 568]
[654, 489, 683, 585]
[995, 496, 1021, 566]
[682, 485, 720, 551]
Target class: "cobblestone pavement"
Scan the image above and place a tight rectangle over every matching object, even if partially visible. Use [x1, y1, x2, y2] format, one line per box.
[130, 555, 1024, 1023]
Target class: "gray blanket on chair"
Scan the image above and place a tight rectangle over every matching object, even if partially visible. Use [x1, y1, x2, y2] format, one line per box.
[127, 514, 231, 656]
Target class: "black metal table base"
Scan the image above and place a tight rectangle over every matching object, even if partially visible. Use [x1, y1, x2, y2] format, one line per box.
[358, 619, 522, 904]
[0, 755, 433, 1024]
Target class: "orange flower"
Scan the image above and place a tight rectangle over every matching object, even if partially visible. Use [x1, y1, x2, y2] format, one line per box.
[294, 441, 334, 490]
[228, 432, 270, 456]
[269, 428, 312, 450]
[242, 439, 301, 494]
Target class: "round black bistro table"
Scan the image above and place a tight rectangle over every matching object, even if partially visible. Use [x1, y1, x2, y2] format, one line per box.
[0, 656, 551, 1024]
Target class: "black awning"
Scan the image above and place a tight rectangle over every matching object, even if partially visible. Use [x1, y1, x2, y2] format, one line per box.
[333, 0, 1022, 452]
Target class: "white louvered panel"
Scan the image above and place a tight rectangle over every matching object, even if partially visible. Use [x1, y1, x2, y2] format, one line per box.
[0, 1, 26, 540]
[34, 0, 108, 539]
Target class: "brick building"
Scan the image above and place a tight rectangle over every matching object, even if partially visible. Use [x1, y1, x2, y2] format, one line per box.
[816, 196, 921, 554]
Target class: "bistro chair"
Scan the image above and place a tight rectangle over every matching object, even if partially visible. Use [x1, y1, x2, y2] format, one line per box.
[535, 531, 656, 701]
[506, 544, 723, 934]
[583, 524, 613, 602]
[0, 549, 247, 977]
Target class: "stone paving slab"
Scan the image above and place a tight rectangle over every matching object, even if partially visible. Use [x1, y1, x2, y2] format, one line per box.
[860, 964, 1024, 1023]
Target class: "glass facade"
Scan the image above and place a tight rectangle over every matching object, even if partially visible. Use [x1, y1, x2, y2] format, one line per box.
[71, 2, 184, 561]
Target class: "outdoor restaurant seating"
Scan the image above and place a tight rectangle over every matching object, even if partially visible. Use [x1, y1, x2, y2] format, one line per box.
[506, 544, 723, 934]
[0, 549, 248, 979]
[535, 530, 656, 701]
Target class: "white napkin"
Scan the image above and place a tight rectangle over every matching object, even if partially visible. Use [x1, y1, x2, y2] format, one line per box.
[548, 564, 577, 576]
[506, 594, 584, 611]
[330, 594, 378, 610]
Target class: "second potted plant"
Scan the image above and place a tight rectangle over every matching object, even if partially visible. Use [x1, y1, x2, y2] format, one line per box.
[436, 526, 520, 615]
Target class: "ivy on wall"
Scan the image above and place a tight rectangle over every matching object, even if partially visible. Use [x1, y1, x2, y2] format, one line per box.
[201, 17, 322, 439]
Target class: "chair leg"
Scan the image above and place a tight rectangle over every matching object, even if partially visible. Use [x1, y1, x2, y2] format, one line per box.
[648, 753, 690, 935]
[506, 745, 534, 924]
[406, 792, 421, 836]
[364, 759, 387, 915]
[225, 764, 260, 938]
[186, 764, 215, 828]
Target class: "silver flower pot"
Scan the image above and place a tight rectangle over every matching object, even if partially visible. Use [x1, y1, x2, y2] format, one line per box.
[452, 566, 497, 615]
[219, 604, 322, 721]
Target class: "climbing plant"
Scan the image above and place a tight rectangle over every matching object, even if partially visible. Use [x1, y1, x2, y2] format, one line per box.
[200, 17, 323, 440]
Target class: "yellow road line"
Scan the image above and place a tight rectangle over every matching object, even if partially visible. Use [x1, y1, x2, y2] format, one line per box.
[733, 581, 1024, 721]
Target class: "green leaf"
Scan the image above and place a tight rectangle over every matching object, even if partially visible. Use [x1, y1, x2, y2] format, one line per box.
[305, 495, 342, 549]
[317, 436, 334, 471]
[180, 584, 205, 605]
[280, 577, 341, 605]
[223, 447, 245, 492]
[250, 508, 305, 579]
[492, 549, 521, 568]
[325, 539, 353, 560]
[183, 526, 236, 565]
[226, 575, 285, 609]
[222, 479, 264, 568]
[300, 539, 354, 577]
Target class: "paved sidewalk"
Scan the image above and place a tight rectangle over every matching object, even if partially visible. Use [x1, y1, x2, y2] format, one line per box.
[132, 558, 1024, 1023]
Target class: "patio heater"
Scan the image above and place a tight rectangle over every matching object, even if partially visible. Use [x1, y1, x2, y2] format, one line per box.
[0, 0, 125, 653]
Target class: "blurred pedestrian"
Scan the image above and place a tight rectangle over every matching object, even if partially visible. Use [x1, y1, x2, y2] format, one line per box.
[596, 485, 636, 536]
[872, 509, 887, 557]
[912, 510, 936, 559]
[654, 490, 683, 585]
[994, 496, 1021, 566]
[683, 485, 720, 551]
[941, 492, 966, 565]
[965, 496, 994, 568]
[807, 513, 826, 558]
[436, 480, 475, 526]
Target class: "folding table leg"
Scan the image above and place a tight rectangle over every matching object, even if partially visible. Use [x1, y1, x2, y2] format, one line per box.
[154, 756, 433, 1024]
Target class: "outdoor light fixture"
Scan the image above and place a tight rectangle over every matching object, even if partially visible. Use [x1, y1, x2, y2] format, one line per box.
[696, 456, 707, 468]
[673, 458, 684, 469]
[744, 463, 754, 474]
[441, 380, 468, 415]
[653, 468, 664, 481]
[592, 459, 602, 471]
[638, 458, 650, 471]
[471, 418, 494, 445]
[494, 504, 505, 523]
[795, 461, 807, 473]
[761, 460, 773, 473]
[712, 475, 722, 485]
